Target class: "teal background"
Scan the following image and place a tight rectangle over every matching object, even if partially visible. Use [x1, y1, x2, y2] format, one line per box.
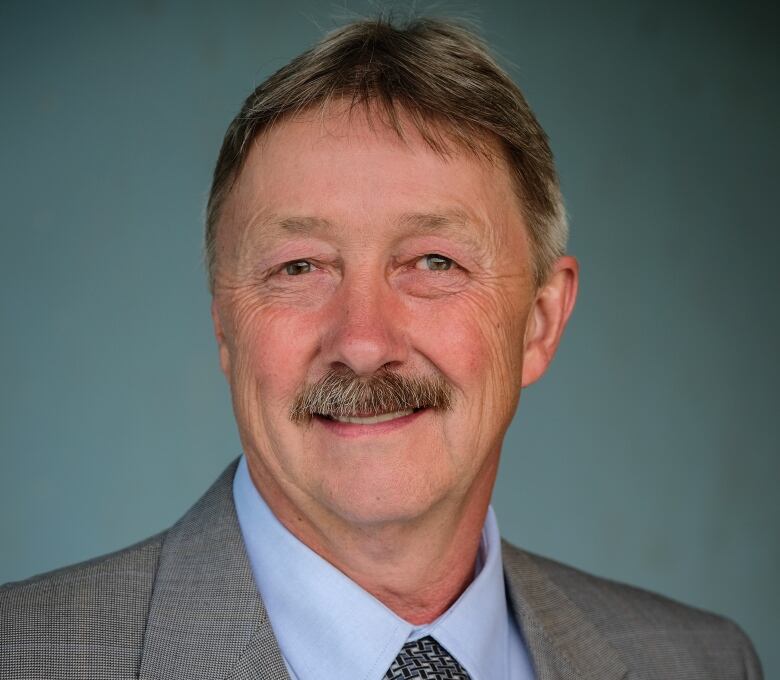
[1, 0, 777, 675]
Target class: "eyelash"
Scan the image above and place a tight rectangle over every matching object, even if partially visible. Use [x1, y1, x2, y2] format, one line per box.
[282, 260, 315, 276]
[276, 253, 460, 277]
[416, 253, 456, 271]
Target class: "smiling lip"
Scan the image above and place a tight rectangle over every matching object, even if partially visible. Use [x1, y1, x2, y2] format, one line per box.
[313, 408, 426, 437]
[330, 409, 413, 424]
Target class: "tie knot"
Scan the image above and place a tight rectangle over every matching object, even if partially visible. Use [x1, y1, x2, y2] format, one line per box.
[384, 635, 471, 679]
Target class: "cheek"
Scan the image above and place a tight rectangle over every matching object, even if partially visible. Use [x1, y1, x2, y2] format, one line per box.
[417, 292, 525, 379]
[407, 290, 528, 430]
[228, 298, 320, 408]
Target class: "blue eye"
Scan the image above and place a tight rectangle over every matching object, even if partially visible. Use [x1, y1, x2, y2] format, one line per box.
[417, 254, 454, 271]
[284, 261, 313, 275]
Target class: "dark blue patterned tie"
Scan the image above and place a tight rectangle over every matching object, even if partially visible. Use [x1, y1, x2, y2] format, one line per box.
[384, 636, 471, 679]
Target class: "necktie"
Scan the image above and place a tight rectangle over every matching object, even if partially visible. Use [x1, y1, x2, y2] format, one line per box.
[384, 635, 472, 679]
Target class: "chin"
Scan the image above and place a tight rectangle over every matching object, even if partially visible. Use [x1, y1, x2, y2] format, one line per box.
[318, 471, 450, 527]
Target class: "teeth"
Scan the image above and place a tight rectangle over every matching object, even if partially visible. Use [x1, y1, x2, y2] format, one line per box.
[331, 409, 414, 425]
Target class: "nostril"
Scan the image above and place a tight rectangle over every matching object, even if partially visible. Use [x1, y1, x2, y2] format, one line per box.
[320, 289, 409, 376]
[326, 337, 404, 377]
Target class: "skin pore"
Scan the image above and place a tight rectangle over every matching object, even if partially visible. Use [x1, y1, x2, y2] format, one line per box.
[211, 103, 578, 624]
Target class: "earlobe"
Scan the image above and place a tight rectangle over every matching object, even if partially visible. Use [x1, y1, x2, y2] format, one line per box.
[521, 256, 579, 387]
[211, 299, 232, 378]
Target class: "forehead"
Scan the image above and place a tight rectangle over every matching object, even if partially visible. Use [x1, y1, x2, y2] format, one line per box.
[217, 103, 528, 256]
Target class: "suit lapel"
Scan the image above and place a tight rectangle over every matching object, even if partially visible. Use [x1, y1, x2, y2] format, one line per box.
[138, 461, 627, 680]
[502, 542, 628, 680]
[139, 460, 290, 680]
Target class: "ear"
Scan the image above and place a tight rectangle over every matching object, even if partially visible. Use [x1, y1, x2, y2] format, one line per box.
[521, 256, 579, 387]
[211, 298, 232, 378]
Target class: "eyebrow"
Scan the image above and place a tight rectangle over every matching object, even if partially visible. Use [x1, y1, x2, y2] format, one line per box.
[276, 215, 334, 234]
[235, 213, 334, 254]
[397, 210, 487, 250]
[398, 209, 473, 232]
[246, 209, 486, 250]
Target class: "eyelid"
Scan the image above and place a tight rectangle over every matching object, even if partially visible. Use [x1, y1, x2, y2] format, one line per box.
[289, 260, 313, 273]
[414, 253, 461, 270]
[269, 258, 318, 277]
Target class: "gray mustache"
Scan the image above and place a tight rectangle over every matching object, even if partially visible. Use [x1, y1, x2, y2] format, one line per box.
[289, 367, 454, 423]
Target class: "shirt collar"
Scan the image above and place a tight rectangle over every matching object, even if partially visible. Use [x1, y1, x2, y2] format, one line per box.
[233, 455, 510, 680]
[413, 499, 511, 680]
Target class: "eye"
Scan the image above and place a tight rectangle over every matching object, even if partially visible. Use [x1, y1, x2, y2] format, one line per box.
[416, 254, 455, 271]
[284, 260, 314, 276]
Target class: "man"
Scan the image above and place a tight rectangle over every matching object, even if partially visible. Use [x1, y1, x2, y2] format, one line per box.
[0, 17, 762, 680]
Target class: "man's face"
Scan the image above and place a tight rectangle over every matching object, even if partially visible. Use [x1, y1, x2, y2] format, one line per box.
[212, 105, 548, 529]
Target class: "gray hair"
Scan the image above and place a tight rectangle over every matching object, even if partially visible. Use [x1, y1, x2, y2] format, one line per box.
[289, 366, 453, 423]
[205, 17, 568, 291]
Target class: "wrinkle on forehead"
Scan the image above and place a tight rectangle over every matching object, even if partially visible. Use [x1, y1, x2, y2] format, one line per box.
[227, 207, 506, 273]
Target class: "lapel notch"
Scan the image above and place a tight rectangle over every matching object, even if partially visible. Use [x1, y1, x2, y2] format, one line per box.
[138, 460, 289, 680]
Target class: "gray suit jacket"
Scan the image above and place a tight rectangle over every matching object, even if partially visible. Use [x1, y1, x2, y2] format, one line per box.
[1, 460, 762, 679]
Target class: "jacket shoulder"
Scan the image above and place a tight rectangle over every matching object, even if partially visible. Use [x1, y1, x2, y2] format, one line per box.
[0, 532, 165, 679]
[502, 542, 763, 679]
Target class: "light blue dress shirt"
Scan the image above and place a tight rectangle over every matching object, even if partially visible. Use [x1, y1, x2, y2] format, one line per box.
[233, 455, 535, 680]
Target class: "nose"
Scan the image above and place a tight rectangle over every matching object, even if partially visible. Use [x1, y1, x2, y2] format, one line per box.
[320, 270, 408, 376]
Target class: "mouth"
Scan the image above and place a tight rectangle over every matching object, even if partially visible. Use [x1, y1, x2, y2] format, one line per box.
[312, 407, 427, 435]
[319, 408, 417, 425]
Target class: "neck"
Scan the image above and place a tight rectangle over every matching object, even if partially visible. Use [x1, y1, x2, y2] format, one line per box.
[249, 464, 496, 624]
[319, 503, 487, 624]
